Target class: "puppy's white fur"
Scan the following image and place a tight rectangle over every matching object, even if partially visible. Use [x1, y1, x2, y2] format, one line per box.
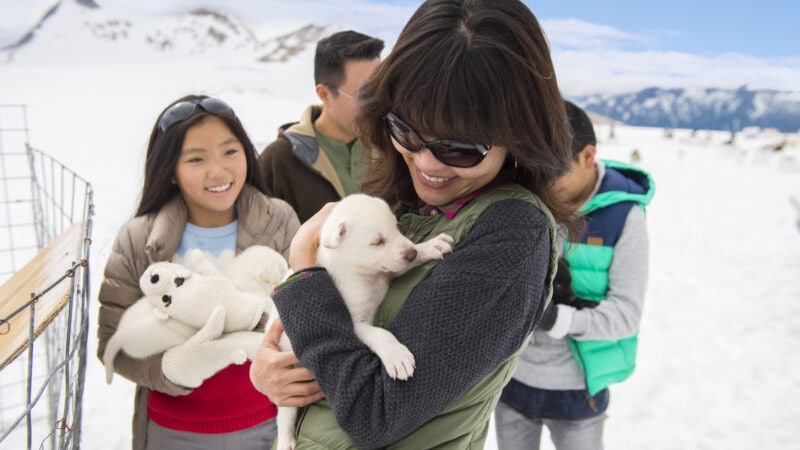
[271, 194, 453, 450]
[103, 246, 288, 384]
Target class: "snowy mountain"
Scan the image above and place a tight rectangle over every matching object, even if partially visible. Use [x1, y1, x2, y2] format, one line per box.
[1, 0, 327, 63]
[2, 0, 132, 59]
[4, 1, 798, 132]
[574, 86, 800, 133]
[144, 8, 261, 55]
[257, 24, 327, 63]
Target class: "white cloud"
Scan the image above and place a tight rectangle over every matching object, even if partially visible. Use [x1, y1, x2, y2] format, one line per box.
[540, 20, 800, 95]
[542, 18, 657, 51]
[1, 1, 798, 95]
[555, 49, 800, 95]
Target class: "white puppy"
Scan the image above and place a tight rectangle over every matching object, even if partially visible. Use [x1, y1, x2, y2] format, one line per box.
[103, 247, 288, 385]
[271, 193, 454, 450]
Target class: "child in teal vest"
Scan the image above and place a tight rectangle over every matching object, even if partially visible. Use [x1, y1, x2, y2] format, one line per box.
[496, 101, 655, 450]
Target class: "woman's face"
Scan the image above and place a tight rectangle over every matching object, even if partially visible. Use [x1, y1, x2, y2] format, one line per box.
[391, 134, 508, 207]
[173, 116, 247, 227]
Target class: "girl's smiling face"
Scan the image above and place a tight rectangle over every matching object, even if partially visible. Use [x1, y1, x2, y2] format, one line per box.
[173, 116, 247, 227]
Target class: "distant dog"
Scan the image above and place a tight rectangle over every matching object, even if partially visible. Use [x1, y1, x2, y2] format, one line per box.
[103, 247, 288, 385]
[270, 193, 454, 450]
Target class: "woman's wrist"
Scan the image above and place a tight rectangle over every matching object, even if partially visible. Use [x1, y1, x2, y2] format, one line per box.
[274, 267, 326, 292]
[288, 202, 336, 270]
[288, 236, 318, 269]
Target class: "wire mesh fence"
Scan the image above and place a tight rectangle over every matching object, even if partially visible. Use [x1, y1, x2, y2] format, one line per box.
[0, 104, 94, 449]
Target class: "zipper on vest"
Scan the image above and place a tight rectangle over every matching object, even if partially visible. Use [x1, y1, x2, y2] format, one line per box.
[587, 394, 598, 412]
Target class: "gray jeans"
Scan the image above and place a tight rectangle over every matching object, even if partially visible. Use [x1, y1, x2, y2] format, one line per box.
[145, 418, 276, 450]
[494, 401, 606, 450]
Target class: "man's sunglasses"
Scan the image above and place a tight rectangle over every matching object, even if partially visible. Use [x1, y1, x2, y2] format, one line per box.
[383, 113, 492, 168]
[158, 98, 235, 132]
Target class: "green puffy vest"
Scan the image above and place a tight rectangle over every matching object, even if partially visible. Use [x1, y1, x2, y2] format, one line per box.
[290, 183, 556, 449]
[565, 160, 654, 396]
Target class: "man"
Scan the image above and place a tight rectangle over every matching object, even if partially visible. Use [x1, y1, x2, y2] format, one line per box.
[258, 30, 384, 222]
[495, 101, 655, 449]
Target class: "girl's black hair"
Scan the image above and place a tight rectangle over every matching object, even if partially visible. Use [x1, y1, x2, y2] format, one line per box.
[135, 94, 265, 217]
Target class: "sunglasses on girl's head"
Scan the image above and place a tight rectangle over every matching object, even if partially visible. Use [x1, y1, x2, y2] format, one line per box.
[158, 98, 235, 132]
[383, 113, 492, 168]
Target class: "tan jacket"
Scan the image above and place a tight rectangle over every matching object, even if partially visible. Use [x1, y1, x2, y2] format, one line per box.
[96, 185, 299, 450]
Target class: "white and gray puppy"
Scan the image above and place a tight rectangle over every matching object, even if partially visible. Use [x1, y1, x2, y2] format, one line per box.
[270, 193, 454, 450]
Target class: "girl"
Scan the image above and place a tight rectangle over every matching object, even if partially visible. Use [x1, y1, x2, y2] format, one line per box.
[250, 1, 577, 448]
[97, 95, 300, 450]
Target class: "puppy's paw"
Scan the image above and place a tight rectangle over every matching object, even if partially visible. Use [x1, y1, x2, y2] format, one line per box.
[378, 342, 416, 381]
[415, 233, 454, 261]
[259, 264, 287, 289]
[431, 233, 454, 252]
[230, 349, 248, 365]
[275, 437, 296, 450]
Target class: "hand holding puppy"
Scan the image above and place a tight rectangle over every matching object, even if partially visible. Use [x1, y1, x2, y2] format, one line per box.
[250, 319, 323, 407]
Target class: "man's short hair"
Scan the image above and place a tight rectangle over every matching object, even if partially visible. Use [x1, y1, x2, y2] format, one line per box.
[565, 100, 596, 158]
[314, 30, 385, 89]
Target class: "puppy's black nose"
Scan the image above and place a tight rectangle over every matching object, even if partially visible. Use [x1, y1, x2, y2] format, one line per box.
[174, 277, 185, 287]
[162, 295, 171, 306]
[150, 274, 159, 284]
[404, 248, 418, 262]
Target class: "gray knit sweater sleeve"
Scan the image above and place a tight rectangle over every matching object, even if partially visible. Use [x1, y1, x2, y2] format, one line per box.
[273, 199, 552, 448]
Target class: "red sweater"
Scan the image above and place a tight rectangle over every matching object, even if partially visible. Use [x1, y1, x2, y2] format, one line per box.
[148, 362, 277, 433]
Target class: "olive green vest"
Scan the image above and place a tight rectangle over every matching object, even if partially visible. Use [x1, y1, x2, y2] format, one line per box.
[291, 184, 556, 449]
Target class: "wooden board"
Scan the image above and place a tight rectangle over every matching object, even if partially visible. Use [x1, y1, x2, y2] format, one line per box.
[0, 222, 85, 370]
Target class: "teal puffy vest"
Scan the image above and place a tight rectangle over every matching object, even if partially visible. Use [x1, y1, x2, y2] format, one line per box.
[565, 160, 654, 395]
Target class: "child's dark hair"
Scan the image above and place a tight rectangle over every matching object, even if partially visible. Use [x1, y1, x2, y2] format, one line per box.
[565, 100, 597, 158]
[135, 94, 265, 217]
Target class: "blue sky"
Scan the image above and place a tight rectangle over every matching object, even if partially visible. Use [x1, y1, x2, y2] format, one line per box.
[521, 0, 799, 58]
[0, 0, 798, 94]
[0, 0, 800, 58]
[2, 0, 798, 58]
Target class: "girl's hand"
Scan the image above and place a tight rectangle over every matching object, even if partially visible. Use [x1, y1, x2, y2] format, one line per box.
[249, 319, 323, 407]
[288, 201, 337, 270]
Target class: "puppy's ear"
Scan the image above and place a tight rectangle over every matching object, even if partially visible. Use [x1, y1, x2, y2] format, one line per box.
[320, 220, 347, 248]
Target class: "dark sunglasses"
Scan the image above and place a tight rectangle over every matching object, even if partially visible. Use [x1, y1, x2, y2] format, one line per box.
[383, 113, 492, 168]
[158, 98, 235, 132]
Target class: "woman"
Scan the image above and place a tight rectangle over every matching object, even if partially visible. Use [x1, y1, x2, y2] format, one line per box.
[251, 1, 575, 448]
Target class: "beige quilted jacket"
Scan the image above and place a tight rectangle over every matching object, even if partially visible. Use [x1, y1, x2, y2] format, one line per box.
[96, 184, 299, 450]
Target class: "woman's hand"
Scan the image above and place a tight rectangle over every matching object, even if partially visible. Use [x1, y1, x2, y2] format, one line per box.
[288, 201, 337, 270]
[249, 319, 323, 407]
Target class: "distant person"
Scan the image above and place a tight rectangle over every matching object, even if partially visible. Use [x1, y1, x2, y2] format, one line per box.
[723, 129, 736, 145]
[97, 95, 300, 450]
[630, 148, 641, 165]
[258, 30, 384, 222]
[495, 100, 655, 450]
[792, 195, 800, 232]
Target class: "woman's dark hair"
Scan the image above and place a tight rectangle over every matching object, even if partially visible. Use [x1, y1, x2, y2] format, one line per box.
[135, 94, 265, 217]
[358, 0, 575, 228]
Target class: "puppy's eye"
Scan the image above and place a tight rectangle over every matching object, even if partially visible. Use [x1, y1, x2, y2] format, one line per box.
[371, 236, 385, 246]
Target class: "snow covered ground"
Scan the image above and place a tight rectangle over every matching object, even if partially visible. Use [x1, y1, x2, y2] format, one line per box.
[2, 25, 800, 450]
